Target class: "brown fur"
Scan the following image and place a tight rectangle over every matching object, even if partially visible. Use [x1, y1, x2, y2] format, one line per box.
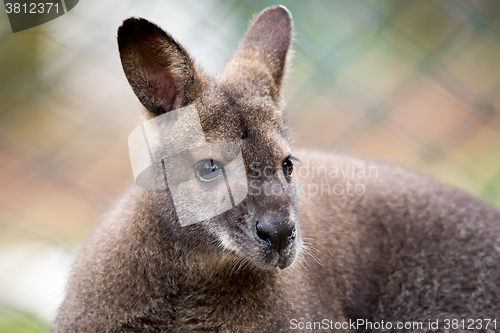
[52, 6, 500, 332]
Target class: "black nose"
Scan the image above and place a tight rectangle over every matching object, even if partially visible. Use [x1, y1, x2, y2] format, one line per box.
[255, 214, 296, 252]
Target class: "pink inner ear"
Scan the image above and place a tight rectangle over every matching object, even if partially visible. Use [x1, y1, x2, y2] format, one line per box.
[150, 69, 179, 112]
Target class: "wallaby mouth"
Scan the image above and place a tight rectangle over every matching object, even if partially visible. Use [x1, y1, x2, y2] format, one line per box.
[254, 214, 297, 269]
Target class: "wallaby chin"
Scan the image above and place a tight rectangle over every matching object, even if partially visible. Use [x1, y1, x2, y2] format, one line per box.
[52, 5, 500, 333]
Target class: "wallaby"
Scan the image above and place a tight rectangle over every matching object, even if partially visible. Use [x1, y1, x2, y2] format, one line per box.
[52, 5, 500, 333]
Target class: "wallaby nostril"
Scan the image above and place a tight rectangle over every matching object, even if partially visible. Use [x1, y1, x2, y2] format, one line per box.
[287, 221, 296, 237]
[255, 220, 272, 245]
[288, 227, 297, 241]
[257, 229, 271, 244]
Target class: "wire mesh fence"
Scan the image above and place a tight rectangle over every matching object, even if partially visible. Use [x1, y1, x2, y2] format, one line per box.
[0, 0, 499, 327]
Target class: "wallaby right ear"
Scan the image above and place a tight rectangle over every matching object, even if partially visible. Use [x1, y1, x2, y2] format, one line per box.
[118, 18, 204, 116]
[220, 6, 293, 101]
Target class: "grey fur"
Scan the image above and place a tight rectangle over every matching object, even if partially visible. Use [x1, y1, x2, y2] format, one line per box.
[52, 6, 500, 333]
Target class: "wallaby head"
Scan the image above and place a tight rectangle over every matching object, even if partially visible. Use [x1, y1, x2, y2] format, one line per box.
[117, 6, 300, 270]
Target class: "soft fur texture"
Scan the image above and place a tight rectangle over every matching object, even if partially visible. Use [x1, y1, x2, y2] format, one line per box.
[52, 6, 500, 333]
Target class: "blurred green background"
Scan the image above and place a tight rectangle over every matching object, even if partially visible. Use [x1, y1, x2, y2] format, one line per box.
[1, 0, 499, 331]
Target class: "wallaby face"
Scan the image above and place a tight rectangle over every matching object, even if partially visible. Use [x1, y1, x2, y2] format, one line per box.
[118, 6, 300, 270]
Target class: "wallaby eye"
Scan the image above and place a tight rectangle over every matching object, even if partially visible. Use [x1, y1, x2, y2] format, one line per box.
[196, 159, 222, 182]
[282, 157, 293, 179]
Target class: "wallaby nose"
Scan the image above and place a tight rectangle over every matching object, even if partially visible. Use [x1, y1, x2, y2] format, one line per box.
[255, 214, 296, 252]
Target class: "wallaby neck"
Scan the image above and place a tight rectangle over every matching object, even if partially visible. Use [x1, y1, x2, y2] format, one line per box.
[128, 187, 281, 290]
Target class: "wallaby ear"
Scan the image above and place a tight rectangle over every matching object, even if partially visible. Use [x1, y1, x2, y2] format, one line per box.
[221, 6, 293, 98]
[118, 18, 204, 116]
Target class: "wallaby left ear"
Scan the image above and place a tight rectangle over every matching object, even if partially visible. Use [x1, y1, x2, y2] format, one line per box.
[118, 17, 204, 117]
[222, 5, 294, 98]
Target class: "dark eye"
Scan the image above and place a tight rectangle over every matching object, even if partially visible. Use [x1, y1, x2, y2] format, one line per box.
[282, 157, 293, 179]
[196, 159, 222, 182]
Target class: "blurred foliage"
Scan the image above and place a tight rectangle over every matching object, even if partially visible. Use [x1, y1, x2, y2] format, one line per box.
[0, 308, 48, 333]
